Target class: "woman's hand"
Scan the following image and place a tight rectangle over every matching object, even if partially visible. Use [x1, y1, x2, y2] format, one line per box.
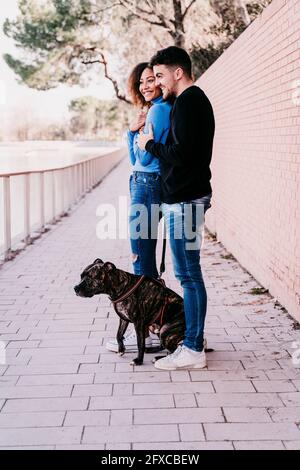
[129, 110, 147, 132]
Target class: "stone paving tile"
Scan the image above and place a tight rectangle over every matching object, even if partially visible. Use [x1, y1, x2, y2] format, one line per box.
[2, 397, 89, 413]
[0, 427, 83, 446]
[55, 445, 105, 450]
[283, 441, 300, 450]
[0, 385, 73, 399]
[204, 423, 300, 441]
[89, 395, 174, 410]
[0, 412, 65, 428]
[133, 442, 235, 450]
[233, 441, 285, 450]
[174, 394, 197, 408]
[133, 381, 214, 395]
[223, 407, 272, 423]
[134, 408, 224, 424]
[1, 157, 300, 448]
[64, 410, 110, 427]
[82, 425, 179, 444]
[268, 407, 300, 423]
[195, 393, 284, 407]
[17, 373, 95, 386]
[105, 443, 132, 450]
[0, 446, 56, 450]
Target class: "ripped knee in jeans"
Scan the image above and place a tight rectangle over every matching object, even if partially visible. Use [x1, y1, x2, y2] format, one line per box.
[132, 253, 138, 263]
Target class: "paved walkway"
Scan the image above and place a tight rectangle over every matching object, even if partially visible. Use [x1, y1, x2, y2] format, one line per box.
[0, 157, 300, 450]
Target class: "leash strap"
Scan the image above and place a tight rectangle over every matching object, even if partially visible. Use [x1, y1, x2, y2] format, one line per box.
[158, 217, 166, 279]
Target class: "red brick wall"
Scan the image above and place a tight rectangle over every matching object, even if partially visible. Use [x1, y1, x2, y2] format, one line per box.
[197, 0, 300, 321]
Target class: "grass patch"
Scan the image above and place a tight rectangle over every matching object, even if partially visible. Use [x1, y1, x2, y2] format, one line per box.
[221, 253, 236, 261]
[249, 287, 269, 295]
[206, 231, 217, 241]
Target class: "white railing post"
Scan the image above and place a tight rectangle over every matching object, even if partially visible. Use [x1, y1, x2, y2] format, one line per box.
[52, 170, 56, 222]
[80, 163, 84, 195]
[77, 164, 81, 199]
[3, 176, 12, 260]
[66, 168, 72, 211]
[40, 172, 45, 231]
[72, 165, 76, 205]
[82, 163, 85, 193]
[60, 169, 64, 214]
[24, 173, 30, 244]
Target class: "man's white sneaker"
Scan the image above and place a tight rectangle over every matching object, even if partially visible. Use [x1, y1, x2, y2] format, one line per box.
[154, 344, 207, 370]
[105, 330, 153, 353]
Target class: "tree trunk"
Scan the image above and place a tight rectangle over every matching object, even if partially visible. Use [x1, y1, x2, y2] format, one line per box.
[233, 0, 251, 26]
[172, 0, 185, 47]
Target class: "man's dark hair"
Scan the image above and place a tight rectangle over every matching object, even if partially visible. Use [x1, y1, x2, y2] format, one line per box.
[149, 46, 192, 79]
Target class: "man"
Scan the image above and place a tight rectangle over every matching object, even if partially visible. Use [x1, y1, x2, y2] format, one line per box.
[138, 46, 215, 370]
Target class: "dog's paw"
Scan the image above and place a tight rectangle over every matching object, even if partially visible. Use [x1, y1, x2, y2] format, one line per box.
[130, 357, 143, 366]
[118, 351, 125, 356]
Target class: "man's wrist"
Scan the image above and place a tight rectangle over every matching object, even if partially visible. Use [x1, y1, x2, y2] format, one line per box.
[145, 139, 154, 152]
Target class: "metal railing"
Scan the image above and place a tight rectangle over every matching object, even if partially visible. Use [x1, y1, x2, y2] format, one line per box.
[0, 147, 125, 261]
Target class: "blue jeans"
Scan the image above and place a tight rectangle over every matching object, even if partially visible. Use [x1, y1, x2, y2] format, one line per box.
[129, 171, 162, 278]
[162, 194, 212, 352]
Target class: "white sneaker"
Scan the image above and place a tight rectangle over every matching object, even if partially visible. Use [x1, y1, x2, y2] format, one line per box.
[154, 344, 207, 370]
[105, 329, 153, 353]
[149, 331, 162, 348]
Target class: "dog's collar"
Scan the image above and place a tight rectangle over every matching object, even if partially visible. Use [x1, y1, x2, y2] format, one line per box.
[110, 275, 146, 304]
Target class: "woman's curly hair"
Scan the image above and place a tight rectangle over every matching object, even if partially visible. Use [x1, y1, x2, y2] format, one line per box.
[127, 62, 153, 108]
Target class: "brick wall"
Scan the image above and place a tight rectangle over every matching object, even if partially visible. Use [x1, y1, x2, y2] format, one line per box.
[197, 0, 300, 321]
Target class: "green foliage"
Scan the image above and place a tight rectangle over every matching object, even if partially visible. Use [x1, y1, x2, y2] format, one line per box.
[190, 0, 273, 77]
[2, 0, 273, 99]
[190, 41, 229, 79]
[3, 53, 39, 81]
[2, 0, 96, 88]
[249, 287, 269, 295]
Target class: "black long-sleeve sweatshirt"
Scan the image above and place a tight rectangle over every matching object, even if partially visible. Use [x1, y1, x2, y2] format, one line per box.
[145, 85, 215, 204]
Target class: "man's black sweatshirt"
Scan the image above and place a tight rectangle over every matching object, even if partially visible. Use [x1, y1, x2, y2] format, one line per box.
[145, 85, 215, 204]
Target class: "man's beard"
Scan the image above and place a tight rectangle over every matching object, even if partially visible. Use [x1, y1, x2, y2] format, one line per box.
[162, 88, 175, 100]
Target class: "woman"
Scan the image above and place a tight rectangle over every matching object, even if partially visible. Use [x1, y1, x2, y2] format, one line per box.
[127, 62, 171, 279]
[105, 62, 172, 353]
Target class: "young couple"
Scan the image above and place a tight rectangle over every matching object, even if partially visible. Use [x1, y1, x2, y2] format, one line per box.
[106, 46, 215, 370]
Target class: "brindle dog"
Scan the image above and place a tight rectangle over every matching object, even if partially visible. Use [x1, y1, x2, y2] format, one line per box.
[74, 258, 186, 365]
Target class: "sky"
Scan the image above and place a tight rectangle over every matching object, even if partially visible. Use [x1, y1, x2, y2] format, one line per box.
[0, 0, 115, 129]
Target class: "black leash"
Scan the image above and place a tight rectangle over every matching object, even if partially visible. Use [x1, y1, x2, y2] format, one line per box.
[158, 218, 167, 279]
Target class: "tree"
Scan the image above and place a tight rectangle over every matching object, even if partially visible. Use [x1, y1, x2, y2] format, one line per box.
[3, 0, 272, 103]
[191, 0, 273, 78]
[68, 96, 130, 140]
[114, 0, 197, 48]
[3, 0, 203, 102]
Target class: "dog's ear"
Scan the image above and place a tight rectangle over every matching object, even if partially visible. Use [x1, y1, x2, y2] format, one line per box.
[103, 262, 116, 272]
[93, 258, 103, 265]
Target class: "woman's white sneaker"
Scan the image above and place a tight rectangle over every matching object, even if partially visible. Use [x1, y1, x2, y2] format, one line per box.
[154, 344, 207, 370]
[105, 330, 153, 353]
